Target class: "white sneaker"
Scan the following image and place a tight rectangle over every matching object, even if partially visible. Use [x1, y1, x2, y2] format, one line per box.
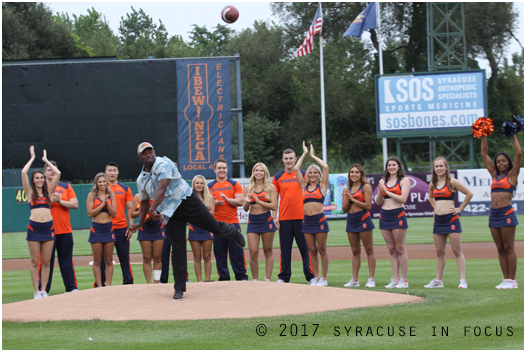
[40, 291, 49, 297]
[253, 279, 258, 282]
[384, 277, 399, 289]
[343, 278, 360, 287]
[395, 279, 409, 288]
[34, 292, 42, 299]
[276, 279, 285, 283]
[264, 278, 271, 282]
[424, 279, 444, 288]
[316, 277, 328, 286]
[500, 279, 518, 289]
[309, 278, 319, 285]
[495, 278, 507, 289]
[365, 278, 376, 288]
[458, 279, 468, 289]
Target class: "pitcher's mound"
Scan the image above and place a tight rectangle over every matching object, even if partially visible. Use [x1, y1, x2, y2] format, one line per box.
[3, 282, 424, 322]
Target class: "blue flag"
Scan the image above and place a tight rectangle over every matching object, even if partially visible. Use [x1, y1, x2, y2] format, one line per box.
[343, 2, 377, 39]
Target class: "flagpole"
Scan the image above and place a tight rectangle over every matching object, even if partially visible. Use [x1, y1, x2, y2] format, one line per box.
[319, 3, 327, 163]
[377, 2, 388, 166]
[320, 34, 327, 163]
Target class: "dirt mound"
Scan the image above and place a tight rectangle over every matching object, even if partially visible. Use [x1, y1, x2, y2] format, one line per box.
[2, 281, 424, 322]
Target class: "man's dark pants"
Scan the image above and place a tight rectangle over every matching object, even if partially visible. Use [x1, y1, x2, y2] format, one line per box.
[277, 219, 315, 283]
[166, 191, 240, 292]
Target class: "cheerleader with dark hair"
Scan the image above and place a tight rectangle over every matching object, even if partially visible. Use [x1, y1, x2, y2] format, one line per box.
[481, 132, 522, 289]
[342, 164, 376, 288]
[22, 146, 61, 299]
[375, 156, 411, 289]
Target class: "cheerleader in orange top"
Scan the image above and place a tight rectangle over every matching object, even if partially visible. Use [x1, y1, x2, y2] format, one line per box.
[188, 175, 215, 282]
[131, 194, 165, 284]
[295, 141, 330, 286]
[342, 164, 376, 288]
[481, 134, 522, 289]
[425, 157, 473, 289]
[375, 156, 411, 289]
[22, 146, 61, 299]
[86, 173, 117, 287]
[243, 163, 278, 282]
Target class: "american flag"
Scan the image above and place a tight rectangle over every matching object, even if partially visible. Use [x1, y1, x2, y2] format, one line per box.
[295, 4, 323, 57]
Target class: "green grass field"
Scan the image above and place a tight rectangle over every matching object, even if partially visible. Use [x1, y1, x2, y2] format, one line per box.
[3, 216, 524, 259]
[2, 259, 524, 349]
[2, 215, 524, 349]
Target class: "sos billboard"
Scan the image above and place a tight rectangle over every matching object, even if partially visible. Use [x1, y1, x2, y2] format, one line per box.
[375, 70, 487, 138]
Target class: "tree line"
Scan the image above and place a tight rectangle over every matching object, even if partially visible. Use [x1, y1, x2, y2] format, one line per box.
[3, 2, 523, 174]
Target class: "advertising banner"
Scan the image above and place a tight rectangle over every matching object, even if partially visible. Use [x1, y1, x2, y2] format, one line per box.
[177, 59, 232, 179]
[376, 70, 486, 137]
[457, 168, 524, 216]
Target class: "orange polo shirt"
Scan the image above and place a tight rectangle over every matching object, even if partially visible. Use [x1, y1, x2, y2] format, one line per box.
[272, 169, 306, 221]
[208, 179, 242, 224]
[108, 182, 133, 229]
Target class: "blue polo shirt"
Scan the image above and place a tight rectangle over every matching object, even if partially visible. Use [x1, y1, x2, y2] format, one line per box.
[137, 156, 192, 224]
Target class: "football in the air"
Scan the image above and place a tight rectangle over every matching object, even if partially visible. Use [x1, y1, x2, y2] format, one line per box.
[221, 5, 239, 24]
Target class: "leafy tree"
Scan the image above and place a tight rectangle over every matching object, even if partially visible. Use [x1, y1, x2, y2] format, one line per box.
[118, 7, 168, 59]
[223, 21, 298, 126]
[465, 2, 519, 88]
[187, 24, 234, 57]
[232, 112, 281, 172]
[55, 8, 119, 57]
[2, 2, 80, 60]
[165, 34, 199, 58]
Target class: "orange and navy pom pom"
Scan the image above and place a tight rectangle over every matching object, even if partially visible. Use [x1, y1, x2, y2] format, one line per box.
[472, 117, 494, 138]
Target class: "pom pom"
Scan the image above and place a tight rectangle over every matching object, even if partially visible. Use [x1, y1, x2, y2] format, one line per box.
[502, 121, 515, 137]
[502, 115, 524, 137]
[512, 115, 524, 132]
[472, 117, 494, 138]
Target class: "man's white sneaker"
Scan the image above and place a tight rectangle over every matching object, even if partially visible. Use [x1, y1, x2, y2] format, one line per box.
[424, 278, 444, 288]
[276, 279, 285, 283]
[264, 278, 271, 282]
[309, 278, 319, 285]
[395, 279, 409, 288]
[384, 277, 399, 289]
[40, 291, 49, 297]
[316, 277, 328, 286]
[458, 279, 468, 289]
[495, 278, 506, 289]
[34, 292, 42, 299]
[509, 279, 518, 289]
[343, 278, 360, 287]
[365, 278, 376, 288]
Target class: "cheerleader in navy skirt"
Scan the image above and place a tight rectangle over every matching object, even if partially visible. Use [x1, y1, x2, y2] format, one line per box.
[425, 157, 473, 289]
[131, 194, 166, 283]
[243, 163, 278, 281]
[375, 156, 411, 289]
[295, 141, 330, 286]
[22, 146, 61, 299]
[481, 134, 522, 289]
[86, 173, 117, 287]
[188, 175, 215, 282]
[342, 164, 376, 288]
